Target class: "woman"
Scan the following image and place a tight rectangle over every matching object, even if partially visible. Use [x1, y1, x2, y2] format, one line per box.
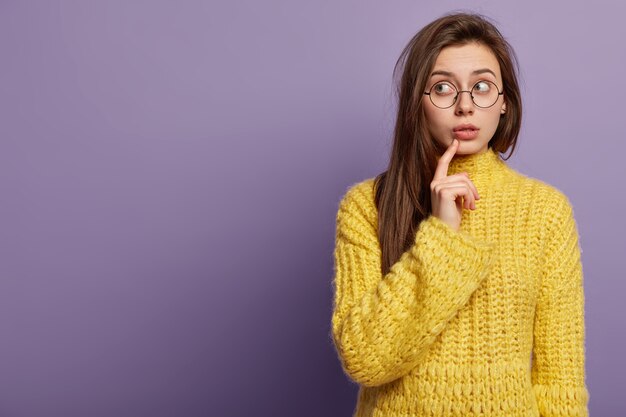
[330, 11, 589, 417]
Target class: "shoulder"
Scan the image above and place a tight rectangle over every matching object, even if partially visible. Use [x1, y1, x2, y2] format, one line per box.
[501, 166, 577, 244]
[523, 177, 580, 257]
[526, 176, 575, 216]
[335, 177, 378, 241]
[337, 177, 377, 213]
[504, 166, 574, 214]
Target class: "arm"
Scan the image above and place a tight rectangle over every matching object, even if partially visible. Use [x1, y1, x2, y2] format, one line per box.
[531, 192, 590, 416]
[330, 181, 496, 387]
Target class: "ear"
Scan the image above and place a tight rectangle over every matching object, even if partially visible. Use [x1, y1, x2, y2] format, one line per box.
[501, 101, 507, 114]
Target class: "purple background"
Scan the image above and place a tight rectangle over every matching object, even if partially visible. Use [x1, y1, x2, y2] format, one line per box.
[1, 1, 624, 416]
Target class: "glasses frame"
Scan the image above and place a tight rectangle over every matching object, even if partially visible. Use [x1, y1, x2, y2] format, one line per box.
[423, 80, 504, 109]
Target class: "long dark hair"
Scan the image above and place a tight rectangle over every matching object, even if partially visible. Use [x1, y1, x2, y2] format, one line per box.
[374, 11, 523, 275]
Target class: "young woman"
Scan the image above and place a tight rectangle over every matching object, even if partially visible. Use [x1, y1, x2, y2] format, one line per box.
[330, 11, 589, 417]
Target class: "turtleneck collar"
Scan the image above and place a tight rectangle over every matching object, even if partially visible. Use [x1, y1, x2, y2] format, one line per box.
[444, 146, 508, 189]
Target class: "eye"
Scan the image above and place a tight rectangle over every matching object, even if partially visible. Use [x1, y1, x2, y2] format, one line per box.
[432, 82, 455, 95]
[473, 81, 492, 93]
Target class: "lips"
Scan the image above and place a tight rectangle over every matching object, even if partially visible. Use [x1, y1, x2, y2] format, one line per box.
[453, 123, 480, 140]
[453, 123, 479, 132]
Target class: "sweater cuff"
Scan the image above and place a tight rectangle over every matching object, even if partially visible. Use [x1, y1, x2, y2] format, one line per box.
[533, 384, 590, 417]
[409, 215, 497, 283]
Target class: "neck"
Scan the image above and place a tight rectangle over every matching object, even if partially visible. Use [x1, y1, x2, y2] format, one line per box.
[445, 146, 507, 189]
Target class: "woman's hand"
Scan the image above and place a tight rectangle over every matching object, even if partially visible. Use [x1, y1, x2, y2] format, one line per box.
[430, 139, 480, 232]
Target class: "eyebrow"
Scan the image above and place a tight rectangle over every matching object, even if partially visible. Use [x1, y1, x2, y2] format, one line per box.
[430, 68, 497, 78]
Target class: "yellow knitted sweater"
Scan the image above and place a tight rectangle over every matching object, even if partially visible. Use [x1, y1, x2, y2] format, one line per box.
[330, 147, 589, 417]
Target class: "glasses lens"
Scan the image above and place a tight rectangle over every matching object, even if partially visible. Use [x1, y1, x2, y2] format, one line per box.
[472, 80, 499, 108]
[429, 80, 500, 108]
[429, 82, 456, 108]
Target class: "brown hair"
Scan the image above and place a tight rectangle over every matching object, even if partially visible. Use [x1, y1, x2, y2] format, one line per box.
[374, 11, 523, 275]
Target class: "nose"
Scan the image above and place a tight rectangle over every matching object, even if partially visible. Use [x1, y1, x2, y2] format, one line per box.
[455, 90, 474, 115]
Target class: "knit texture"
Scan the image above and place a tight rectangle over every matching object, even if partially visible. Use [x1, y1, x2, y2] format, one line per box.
[330, 147, 589, 417]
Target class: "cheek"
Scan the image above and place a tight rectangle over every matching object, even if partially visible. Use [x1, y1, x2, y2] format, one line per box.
[486, 108, 503, 125]
[423, 107, 449, 144]
[423, 103, 435, 123]
[423, 105, 446, 131]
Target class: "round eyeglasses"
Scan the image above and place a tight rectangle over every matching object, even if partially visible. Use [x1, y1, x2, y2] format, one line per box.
[423, 80, 504, 109]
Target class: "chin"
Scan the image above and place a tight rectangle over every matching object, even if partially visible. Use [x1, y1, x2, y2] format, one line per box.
[454, 139, 487, 153]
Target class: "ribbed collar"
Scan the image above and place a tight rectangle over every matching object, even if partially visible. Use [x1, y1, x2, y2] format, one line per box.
[445, 147, 508, 189]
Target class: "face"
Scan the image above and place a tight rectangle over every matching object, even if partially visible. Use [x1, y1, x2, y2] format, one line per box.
[423, 42, 506, 155]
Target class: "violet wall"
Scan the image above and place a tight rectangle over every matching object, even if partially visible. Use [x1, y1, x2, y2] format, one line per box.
[0, 1, 623, 416]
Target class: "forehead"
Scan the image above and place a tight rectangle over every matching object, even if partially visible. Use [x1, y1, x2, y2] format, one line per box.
[432, 43, 501, 79]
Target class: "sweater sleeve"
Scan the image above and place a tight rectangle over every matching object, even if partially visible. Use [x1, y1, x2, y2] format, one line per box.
[531, 192, 590, 416]
[330, 181, 496, 387]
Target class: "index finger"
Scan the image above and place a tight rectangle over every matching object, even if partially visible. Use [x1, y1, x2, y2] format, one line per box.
[433, 139, 459, 180]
